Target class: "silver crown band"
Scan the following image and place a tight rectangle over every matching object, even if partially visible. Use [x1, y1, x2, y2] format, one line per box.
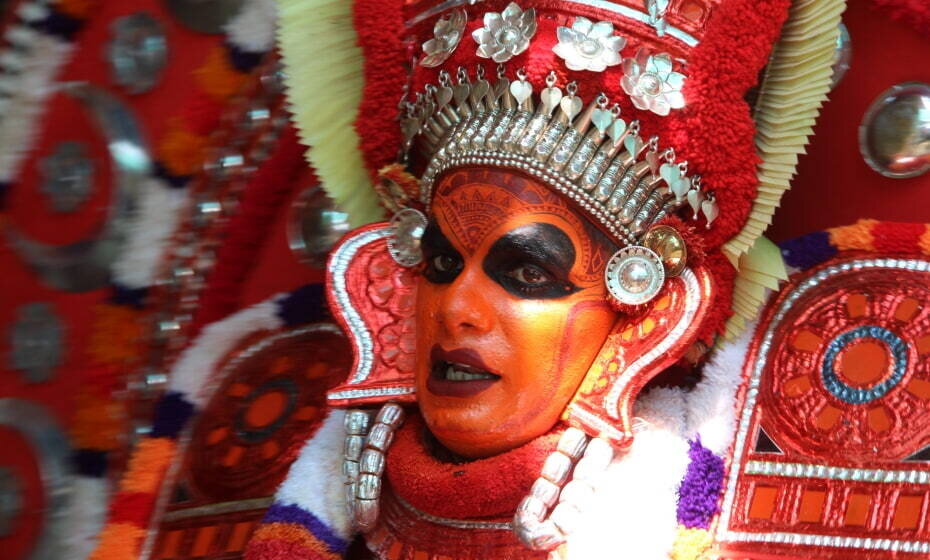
[403, 68, 700, 247]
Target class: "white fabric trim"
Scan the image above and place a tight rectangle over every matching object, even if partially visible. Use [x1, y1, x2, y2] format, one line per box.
[168, 299, 284, 407]
[274, 409, 352, 541]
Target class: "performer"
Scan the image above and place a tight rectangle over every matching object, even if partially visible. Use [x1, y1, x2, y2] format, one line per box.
[246, 0, 843, 557]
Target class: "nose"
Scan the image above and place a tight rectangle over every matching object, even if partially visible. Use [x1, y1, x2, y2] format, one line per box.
[438, 267, 494, 336]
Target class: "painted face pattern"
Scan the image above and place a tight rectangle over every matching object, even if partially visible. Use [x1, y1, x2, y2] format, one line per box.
[414, 167, 619, 458]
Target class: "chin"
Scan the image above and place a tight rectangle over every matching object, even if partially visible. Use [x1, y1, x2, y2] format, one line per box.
[420, 403, 549, 459]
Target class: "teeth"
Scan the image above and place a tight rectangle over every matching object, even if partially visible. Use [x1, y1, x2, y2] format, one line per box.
[444, 366, 497, 381]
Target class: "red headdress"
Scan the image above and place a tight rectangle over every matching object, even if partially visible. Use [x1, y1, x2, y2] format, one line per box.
[277, 0, 846, 466]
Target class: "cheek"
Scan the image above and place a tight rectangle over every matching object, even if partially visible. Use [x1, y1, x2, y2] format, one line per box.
[501, 297, 614, 392]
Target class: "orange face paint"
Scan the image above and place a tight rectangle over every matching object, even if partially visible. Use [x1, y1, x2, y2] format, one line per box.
[414, 168, 619, 458]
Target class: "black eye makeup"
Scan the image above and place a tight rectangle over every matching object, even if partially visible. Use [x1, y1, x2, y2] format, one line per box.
[483, 223, 580, 299]
[421, 221, 463, 284]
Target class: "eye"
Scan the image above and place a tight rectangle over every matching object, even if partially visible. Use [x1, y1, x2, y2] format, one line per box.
[432, 254, 459, 273]
[508, 264, 552, 285]
[423, 252, 463, 283]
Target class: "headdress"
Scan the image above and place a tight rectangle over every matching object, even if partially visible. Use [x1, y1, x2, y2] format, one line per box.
[276, 0, 846, 551]
[280, 0, 843, 400]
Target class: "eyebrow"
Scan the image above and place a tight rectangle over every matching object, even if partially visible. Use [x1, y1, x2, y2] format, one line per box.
[486, 222, 576, 272]
[421, 220, 457, 253]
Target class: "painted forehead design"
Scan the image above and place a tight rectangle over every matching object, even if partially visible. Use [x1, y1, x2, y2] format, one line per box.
[433, 167, 609, 282]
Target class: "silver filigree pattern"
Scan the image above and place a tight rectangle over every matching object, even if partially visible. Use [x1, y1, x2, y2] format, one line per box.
[604, 246, 665, 306]
[472, 2, 537, 63]
[621, 48, 686, 116]
[553, 16, 626, 72]
[420, 9, 467, 67]
[39, 141, 94, 213]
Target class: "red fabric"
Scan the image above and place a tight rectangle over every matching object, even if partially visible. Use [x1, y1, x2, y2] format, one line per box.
[871, 0, 930, 37]
[108, 492, 158, 527]
[871, 221, 927, 254]
[351, 0, 791, 252]
[767, 1, 930, 242]
[385, 413, 561, 519]
[698, 251, 736, 345]
[190, 126, 307, 334]
[353, 0, 409, 184]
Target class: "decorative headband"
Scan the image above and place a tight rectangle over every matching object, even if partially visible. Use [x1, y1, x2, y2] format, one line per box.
[382, 60, 710, 307]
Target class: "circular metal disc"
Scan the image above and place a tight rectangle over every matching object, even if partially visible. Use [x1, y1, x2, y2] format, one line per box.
[859, 82, 930, 179]
[164, 0, 246, 34]
[287, 185, 351, 268]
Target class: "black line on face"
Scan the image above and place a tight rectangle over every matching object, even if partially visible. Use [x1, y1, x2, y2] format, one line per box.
[483, 222, 581, 299]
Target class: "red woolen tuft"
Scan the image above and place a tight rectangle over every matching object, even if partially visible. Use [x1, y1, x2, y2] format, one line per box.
[872, 221, 929, 254]
[667, 0, 792, 249]
[871, 0, 930, 37]
[353, 0, 409, 183]
[696, 251, 736, 346]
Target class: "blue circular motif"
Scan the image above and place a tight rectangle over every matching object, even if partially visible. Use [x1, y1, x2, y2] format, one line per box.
[821, 325, 908, 405]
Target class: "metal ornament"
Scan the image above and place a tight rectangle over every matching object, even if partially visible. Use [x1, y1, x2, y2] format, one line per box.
[621, 48, 686, 116]
[387, 208, 428, 267]
[859, 82, 930, 179]
[553, 16, 626, 72]
[421, 9, 467, 67]
[164, 0, 245, 34]
[0, 399, 71, 559]
[830, 23, 851, 90]
[107, 13, 168, 95]
[642, 225, 687, 278]
[287, 185, 352, 268]
[472, 2, 537, 63]
[9, 303, 64, 384]
[605, 246, 665, 306]
[39, 141, 94, 213]
[5, 83, 149, 292]
[644, 0, 670, 37]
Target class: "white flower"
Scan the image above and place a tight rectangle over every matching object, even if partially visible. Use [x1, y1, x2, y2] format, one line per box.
[553, 17, 626, 72]
[471, 2, 537, 63]
[420, 10, 467, 68]
[620, 49, 686, 116]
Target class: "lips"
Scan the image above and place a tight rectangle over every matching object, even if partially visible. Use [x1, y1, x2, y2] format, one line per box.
[427, 345, 501, 397]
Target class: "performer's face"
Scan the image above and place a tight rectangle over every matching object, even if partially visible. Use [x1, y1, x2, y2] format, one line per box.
[415, 168, 618, 458]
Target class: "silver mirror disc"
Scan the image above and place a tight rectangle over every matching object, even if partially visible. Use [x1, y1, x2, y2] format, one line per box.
[287, 186, 351, 268]
[859, 82, 930, 179]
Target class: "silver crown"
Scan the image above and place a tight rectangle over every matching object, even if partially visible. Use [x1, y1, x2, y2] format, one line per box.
[401, 66, 712, 247]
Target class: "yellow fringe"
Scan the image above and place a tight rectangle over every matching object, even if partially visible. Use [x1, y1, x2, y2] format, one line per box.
[278, 0, 383, 227]
[723, 236, 787, 340]
[722, 0, 846, 339]
[724, 0, 846, 263]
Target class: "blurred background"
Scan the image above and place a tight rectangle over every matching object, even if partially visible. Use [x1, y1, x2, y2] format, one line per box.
[0, 0, 925, 558]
